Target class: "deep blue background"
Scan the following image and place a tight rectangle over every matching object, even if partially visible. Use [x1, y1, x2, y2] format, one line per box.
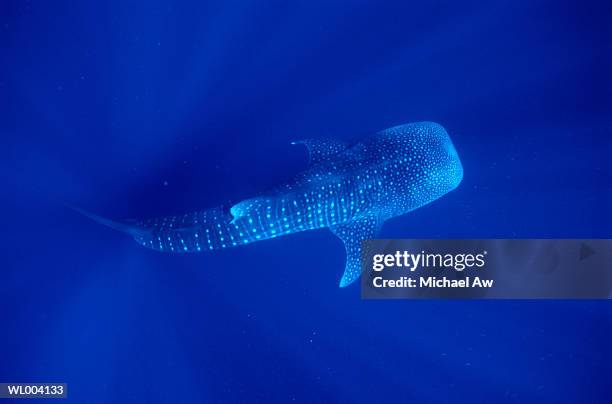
[2, 1, 611, 402]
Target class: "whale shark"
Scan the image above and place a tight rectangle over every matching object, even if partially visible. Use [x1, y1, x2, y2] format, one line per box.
[76, 121, 463, 287]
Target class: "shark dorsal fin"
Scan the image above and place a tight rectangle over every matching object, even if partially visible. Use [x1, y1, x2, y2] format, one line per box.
[329, 215, 384, 287]
[230, 197, 271, 222]
[291, 138, 349, 164]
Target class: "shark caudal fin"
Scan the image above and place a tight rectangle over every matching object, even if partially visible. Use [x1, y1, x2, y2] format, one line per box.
[68, 205, 147, 237]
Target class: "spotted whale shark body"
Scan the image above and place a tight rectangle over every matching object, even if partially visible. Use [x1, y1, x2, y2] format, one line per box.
[78, 122, 463, 287]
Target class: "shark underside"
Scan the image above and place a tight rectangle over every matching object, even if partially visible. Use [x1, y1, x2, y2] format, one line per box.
[76, 121, 463, 287]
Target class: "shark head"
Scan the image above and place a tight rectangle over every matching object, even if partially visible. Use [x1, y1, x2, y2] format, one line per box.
[370, 121, 463, 217]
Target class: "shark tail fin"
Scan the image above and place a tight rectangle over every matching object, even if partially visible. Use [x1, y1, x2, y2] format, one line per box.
[68, 205, 146, 237]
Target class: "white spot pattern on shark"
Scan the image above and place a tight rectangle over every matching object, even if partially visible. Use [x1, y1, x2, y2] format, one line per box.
[76, 122, 463, 287]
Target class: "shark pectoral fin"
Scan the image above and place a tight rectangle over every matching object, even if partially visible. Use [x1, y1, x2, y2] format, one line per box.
[291, 138, 349, 164]
[330, 215, 383, 288]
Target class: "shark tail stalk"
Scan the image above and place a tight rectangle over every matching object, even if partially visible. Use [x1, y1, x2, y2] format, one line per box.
[71, 197, 315, 253]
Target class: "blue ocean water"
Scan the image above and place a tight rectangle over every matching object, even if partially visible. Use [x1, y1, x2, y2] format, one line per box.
[1, 1, 611, 402]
